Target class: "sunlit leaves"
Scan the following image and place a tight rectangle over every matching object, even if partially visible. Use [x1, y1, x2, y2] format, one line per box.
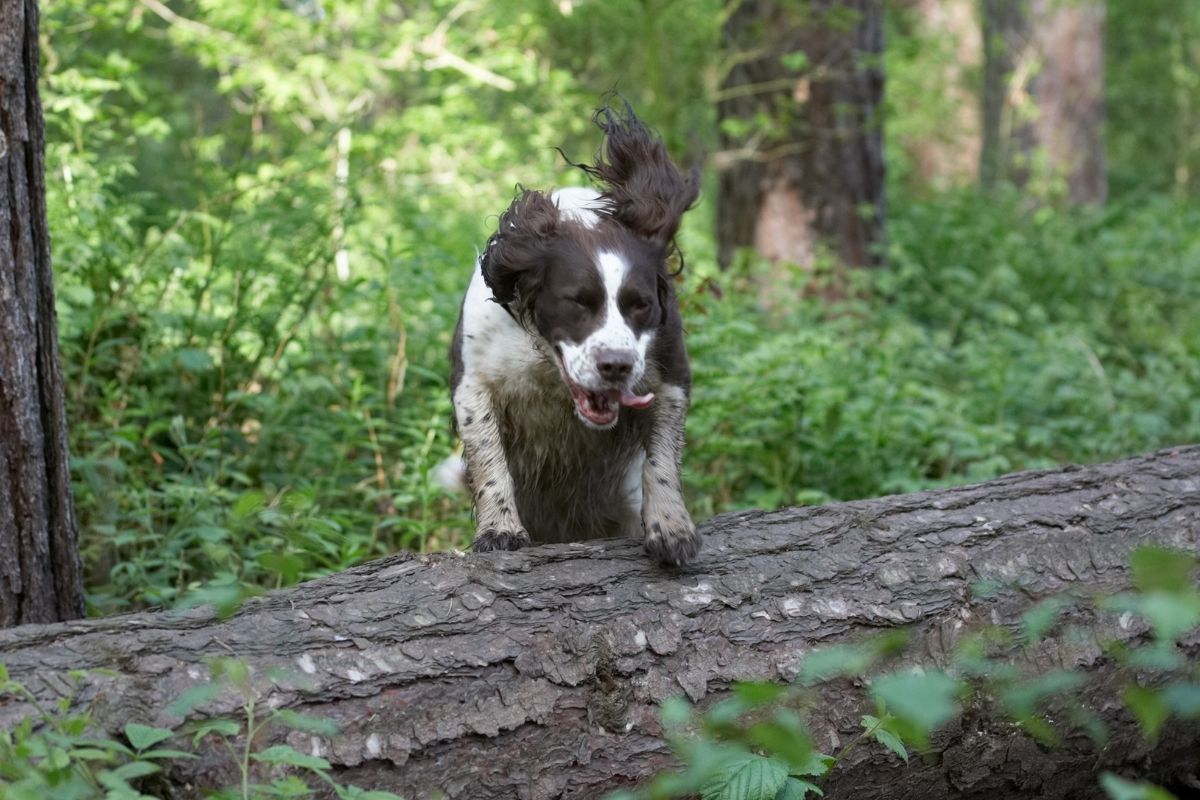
[1100, 773, 1178, 800]
[870, 670, 963, 743]
[699, 751, 790, 800]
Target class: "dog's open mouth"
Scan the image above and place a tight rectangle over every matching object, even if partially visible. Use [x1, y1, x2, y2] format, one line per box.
[554, 348, 654, 427]
[568, 384, 655, 427]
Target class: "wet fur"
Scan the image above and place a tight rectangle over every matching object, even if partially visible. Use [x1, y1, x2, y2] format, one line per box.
[450, 102, 701, 565]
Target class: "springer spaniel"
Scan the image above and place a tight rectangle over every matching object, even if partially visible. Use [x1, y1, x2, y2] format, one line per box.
[449, 103, 702, 565]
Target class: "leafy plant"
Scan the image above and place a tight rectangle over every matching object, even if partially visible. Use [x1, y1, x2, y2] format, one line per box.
[0, 660, 401, 799]
[612, 546, 1200, 800]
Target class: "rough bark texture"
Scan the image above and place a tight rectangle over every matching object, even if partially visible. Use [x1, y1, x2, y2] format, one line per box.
[0, 0, 86, 626]
[2, 447, 1199, 798]
[981, 0, 1107, 204]
[715, 0, 884, 269]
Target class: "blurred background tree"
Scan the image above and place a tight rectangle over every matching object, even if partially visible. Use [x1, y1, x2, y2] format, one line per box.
[715, 0, 885, 270]
[981, 0, 1107, 203]
[32, 0, 1200, 614]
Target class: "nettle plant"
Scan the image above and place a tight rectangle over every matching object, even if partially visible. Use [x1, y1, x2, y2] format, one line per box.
[0, 658, 401, 800]
[609, 546, 1200, 800]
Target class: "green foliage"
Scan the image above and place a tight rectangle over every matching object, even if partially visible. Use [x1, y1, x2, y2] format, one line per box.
[0, 661, 400, 800]
[41, 0, 1200, 617]
[1101, 773, 1178, 800]
[859, 715, 907, 764]
[0, 669, 183, 800]
[1107, 0, 1200, 197]
[870, 671, 963, 746]
[615, 546, 1200, 800]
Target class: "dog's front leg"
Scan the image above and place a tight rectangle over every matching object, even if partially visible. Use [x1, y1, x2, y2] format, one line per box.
[641, 384, 701, 565]
[454, 379, 529, 552]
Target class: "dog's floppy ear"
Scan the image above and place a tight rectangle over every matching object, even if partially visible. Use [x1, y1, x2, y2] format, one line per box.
[481, 188, 560, 314]
[581, 101, 700, 247]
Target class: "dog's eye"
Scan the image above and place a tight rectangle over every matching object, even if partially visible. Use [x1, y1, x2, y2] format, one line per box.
[627, 297, 651, 314]
[568, 294, 592, 308]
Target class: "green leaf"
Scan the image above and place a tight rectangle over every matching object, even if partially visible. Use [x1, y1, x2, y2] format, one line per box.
[68, 746, 120, 762]
[1106, 591, 1200, 643]
[862, 715, 908, 763]
[780, 51, 810, 72]
[337, 788, 408, 800]
[1021, 596, 1071, 643]
[138, 747, 197, 760]
[703, 697, 750, 732]
[96, 769, 137, 794]
[701, 752, 789, 800]
[873, 726, 908, 763]
[1130, 547, 1196, 594]
[661, 695, 693, 728]
[797, 645, 873, 685]
[1000, 670, 1084, 717]
[111, 760, 162, 780]
[733, 681, 786, 708]
[870, 671, 962, 735]
[190, 718, 241, 745]
[1125, 686, 1169, 739]
[796, 633, 907, 686]
[1161, 683, 1200, 717]
[124, 723, 174, 751]
[272, 709, 339, 737]
[167, 683, 221, 718]
[747, 710, 811, 768]
[176, 347, 213, 373]
[789, 751, 833, 779]
[1100, 772, 1177, 800]
[231, 491, 267, 521]
[252, 744, 332, 771]
[776, 777, 823, 800]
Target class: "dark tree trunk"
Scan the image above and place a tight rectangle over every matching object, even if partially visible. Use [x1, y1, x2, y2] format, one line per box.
[0, 0, 86, 626]
[2, 447, 1199, 798]
[980, 0, 1107, 204]
[715, 0, 885, 269]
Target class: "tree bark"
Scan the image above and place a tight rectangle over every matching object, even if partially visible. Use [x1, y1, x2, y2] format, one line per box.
[2, 447, 1200, 798]
[0, 0, 85, 626]
[980, 0, 1107, 204]
[715, 0, 885, 269]
[902, 0, 981, 191]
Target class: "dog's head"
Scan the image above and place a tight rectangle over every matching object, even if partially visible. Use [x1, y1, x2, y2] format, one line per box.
[481, 104, 699, 430]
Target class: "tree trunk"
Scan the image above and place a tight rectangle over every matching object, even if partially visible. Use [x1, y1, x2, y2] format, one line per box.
[901, 0, 982, 191]
[2, 447, 1199, 798]
[0, 0, 85, 626]
[715, 0, 885, 269]
[980, 0, 1107, 204]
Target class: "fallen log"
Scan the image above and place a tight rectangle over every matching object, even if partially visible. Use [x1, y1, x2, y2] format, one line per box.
[1, 445, 1199, 799]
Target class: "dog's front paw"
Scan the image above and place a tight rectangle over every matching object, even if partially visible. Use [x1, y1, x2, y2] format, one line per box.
[643, 515, 701, 566]
[472, 527, 532, 553]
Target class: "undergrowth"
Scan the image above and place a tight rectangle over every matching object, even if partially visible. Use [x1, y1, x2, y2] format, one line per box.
[38, 1, 1200, 614]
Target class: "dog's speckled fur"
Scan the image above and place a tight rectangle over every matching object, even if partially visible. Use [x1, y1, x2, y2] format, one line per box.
[449, 104, 700, 565]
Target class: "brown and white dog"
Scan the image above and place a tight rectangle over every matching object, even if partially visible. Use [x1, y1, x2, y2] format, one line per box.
[448, 104, 701, 565]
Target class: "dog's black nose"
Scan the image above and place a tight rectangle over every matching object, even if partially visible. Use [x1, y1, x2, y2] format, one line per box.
[596, 348, 635, 381]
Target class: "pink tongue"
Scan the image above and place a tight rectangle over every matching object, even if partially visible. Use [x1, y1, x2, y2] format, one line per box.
[619, 390, 655, 409]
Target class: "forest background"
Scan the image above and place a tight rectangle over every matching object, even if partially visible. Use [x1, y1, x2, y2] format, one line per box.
[38, 0, 1200, 616]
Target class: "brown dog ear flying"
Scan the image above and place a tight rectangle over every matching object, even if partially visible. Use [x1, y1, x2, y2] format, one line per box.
[480, 187, 561, 315]
[574, 100, 700, 248]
